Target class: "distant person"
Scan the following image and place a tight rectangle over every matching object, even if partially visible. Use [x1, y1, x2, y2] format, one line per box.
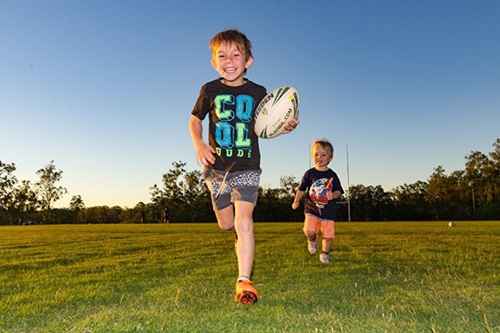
[189, 29, 298, 304]
[141, 211, 145, 224]
[163, 207, 170, 224]
[292, 139, 344, 263]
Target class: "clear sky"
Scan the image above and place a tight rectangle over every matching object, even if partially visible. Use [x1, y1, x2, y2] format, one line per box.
[1, 0, 499, 208]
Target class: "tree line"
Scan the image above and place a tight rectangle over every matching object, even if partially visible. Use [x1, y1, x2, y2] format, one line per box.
[1, 138, 498, 224]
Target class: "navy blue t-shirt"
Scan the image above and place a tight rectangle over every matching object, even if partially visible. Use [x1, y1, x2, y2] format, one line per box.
[298, 168, 344, 220]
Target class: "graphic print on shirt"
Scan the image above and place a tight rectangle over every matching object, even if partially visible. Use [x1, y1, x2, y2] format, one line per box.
[214, 93, 254, 159]
[309, 177, 334, 208]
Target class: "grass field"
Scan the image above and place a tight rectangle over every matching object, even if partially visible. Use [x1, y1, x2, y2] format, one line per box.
[0, 221, 498, 333]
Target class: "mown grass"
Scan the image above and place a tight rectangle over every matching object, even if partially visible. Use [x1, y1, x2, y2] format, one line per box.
[0, 222, 498, 333]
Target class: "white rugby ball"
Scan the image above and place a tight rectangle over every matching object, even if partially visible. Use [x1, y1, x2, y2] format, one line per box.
[254, 86, 299, 139]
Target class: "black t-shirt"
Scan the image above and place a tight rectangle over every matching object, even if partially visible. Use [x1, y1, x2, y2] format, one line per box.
[298, 168, 344, 220]
[192, 79, 267, 172]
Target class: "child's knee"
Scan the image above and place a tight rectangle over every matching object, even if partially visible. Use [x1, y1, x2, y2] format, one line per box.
[304, 229, 316, 238]
[235, 219, 253, 234]
[218, 220, 234, 232]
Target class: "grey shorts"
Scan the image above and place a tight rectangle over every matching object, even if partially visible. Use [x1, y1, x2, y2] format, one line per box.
[203, 168, 261, 211]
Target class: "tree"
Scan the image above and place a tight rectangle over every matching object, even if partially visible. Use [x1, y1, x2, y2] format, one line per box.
[490, 139, 500, 204]
[426, 166, 460, 220]
[69, 195, 85, 211]
[150, 161, 213, 222]
[393, 181, 429, 220]
[490, 138, 500, 169]
[35, 161, 68, 210]
[465, 149, 500, 211]
[69, 195, 85, 224]
[348, 184, 392, 221]
[448, 169, 472, 217]
[181, 169, 212, 221]
[279, 175, 299, 198]
[0, 161, 18, 207]
[11, 180, 39, 213]
[81, 205, 123, 224]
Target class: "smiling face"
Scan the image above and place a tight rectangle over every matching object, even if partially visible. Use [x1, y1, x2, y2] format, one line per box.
[311, 143, 333, 171]
[211, 41, 253, 86]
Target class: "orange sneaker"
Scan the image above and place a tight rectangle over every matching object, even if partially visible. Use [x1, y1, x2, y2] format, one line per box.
[234, 280, 258, 304]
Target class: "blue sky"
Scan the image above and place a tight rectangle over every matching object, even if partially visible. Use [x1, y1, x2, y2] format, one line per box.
[1, 0, 499, 208]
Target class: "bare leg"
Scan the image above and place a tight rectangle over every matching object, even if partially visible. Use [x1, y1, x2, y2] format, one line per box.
[304, 228, 316, 240]
[303, 215, 317, 241]
[215, 205, 235, 232]
[215, 202, 255, 280]
[322, 238, 332, 253]
[233, 201, 255, 279]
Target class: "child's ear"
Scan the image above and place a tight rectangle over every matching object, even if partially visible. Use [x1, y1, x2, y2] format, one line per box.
[211, 58, 217, 71]
[245, 56, 254, 70]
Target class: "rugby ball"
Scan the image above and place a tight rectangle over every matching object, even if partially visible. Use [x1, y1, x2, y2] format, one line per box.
[254, 86, 299, 139]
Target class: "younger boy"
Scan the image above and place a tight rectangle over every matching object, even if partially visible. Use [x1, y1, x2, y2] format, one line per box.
[292, 139, 343, 263]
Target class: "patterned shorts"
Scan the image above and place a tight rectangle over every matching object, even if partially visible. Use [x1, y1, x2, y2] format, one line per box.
[203, 168, 261, 211]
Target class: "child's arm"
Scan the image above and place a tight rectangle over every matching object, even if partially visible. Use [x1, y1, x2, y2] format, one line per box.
[292, 190, 305, 210]
[327, 190, 342, 201]
[326, 178, 341, 201]
[189, 115, 215, 166]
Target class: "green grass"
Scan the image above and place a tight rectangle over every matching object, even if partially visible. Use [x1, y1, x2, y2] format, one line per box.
[0, 222, 498, 333]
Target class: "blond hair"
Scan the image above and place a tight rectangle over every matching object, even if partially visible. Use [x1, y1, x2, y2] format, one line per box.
[312, 139, 334, 157]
